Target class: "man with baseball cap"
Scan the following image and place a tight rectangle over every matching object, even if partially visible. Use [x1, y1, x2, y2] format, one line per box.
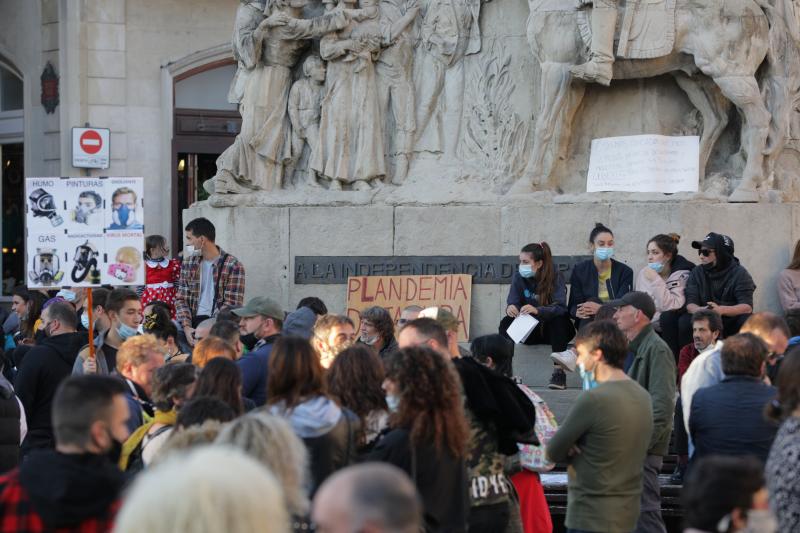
[233, 297, 285, 406]
[682, 232, 755, 346]
[611, 291, 676, 533]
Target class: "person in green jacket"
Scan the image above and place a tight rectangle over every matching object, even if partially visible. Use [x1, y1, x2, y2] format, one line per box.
[611, 291, 677, 533]
[547, 320, 653, 533]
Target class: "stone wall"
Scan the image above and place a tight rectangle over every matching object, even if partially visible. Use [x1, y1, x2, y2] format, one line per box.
[185, 201, 798, 339]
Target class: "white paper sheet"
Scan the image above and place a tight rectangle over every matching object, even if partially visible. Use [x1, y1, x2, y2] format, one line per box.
[507, 314, 539, 344]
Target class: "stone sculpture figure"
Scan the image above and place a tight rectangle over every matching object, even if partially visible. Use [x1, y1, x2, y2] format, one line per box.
[413, 0, 486, 155]
[512, 0, 800, 201]
[288, 55, 327, 187]
[375, 0, 419, 184]
[310, 0, 386, 190]
[208, 0, 351, 195]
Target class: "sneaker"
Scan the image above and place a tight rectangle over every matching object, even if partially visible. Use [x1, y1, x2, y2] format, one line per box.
[548, 368, 567, 390]
[550, 348, 577, 373]
[669, 462, 687, 485]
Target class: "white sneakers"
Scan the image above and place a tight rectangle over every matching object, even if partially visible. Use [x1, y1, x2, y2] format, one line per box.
[550, 348, 577, 373]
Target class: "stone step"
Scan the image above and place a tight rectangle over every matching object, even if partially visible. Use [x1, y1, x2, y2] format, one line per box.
[512, 344, 582, 389]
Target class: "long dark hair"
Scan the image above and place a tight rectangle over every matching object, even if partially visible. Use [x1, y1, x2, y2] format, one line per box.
[789, 239, 800, 270]
[470, 334, 514, 377]
[384, 346, 469, 458]
[327, 344, 387, 445]
[520, 242, 556, 305]
[267, 336, 327, 409]
[193, 358, 244, 415]
[13, 287, 46, 340]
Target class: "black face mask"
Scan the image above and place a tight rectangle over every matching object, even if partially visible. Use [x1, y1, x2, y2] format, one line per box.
[105, 429, 123, 466]
[240, 333, 258, 351]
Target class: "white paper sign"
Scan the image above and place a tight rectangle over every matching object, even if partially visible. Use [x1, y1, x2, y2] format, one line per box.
[507, 314, 539, 344]
[586, 134, 699, 193]
[25, 177, 144, 288]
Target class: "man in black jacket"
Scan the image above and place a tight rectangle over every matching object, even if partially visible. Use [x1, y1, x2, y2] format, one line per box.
[689, 333, 777, 465]
[682, 233, 755, 347]
[14, 301, 87, 456]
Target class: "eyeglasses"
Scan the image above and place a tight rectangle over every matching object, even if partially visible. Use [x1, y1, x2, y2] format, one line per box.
[397, 318, 409, 326]
[698, 249, 714, 257]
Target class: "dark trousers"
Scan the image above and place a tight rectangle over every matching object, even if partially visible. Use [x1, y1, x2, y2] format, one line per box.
[469, 501, 510, 533]
[677, 311, 750, 348]
[499, 314, 576, 352]
[673, 396, 688, 456]
[658, 309, 685, 359]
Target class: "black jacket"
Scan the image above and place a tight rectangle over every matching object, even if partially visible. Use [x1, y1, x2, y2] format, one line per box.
[568, 258, 633, 323]
[18, 450, 123, 529]
[303, 409, 359, 496]
[0, 375, 20, 473]
[14, 332, 88, 455]
[368, 428, 469, 533]
[689, 376, 777, 464]
[684, 260, 756, 308]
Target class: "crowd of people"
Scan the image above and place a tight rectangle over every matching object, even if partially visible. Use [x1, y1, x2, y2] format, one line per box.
[0, 217, 798, 533]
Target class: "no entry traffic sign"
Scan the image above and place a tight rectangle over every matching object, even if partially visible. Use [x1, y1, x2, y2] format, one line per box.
[72, 127, 110, 169]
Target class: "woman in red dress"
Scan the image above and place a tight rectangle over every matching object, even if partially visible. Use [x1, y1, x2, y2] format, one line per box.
[141, 235, 180, 319]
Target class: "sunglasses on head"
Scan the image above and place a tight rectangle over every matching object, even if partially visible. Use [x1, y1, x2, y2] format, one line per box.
[698, 248, 714, 257]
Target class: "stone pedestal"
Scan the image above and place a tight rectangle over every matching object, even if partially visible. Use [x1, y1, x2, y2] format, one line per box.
[185, 200, 798, 339]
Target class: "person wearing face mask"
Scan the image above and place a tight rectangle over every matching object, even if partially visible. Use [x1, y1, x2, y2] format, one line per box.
[611, 291, 676, 533]
[141, 235, 181, 320]
[0, 376, 130, 531]
[635, 233, 696, 356]
[13, 301, 88, 457]
[107, 187, 144, 230]
[312, 314, 357, 368]
[73, 289, 141, 377]
[500, 242, 575, 390]
[546, 320, 653, 533]
[358, 307, 398, 361]
[683, 455, 777, 533]
[682, 232, 755, 348]
[233, 297, 285, 407]
[569, 223, 633, 330]
[115, 335, 166, 434]
[177, 217, 245, 347]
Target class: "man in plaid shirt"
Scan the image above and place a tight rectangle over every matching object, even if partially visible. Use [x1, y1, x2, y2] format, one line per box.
[0, 376, 129, 533]
[177, 217, 245, 345]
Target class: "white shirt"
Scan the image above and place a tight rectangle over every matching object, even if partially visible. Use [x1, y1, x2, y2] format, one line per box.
[680, 340, 725, 450]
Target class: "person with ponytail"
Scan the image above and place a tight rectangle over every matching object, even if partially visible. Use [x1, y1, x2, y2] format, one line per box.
[765, 348, 800, 533]
[635, 233, 695, 355]
[500, 242, 575, 389]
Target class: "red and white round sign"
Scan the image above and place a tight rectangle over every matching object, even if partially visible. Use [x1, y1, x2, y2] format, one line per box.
[79, 130, 103, 155]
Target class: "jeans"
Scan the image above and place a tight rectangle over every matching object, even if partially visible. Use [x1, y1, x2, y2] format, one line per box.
[499, 314, 576, 352]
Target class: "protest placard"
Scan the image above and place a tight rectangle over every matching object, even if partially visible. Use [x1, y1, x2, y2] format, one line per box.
[346, 274, 472, 342]
[587, 134, 699, 193]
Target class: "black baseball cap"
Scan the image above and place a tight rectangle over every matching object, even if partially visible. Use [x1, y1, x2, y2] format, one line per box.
[607, 291, 656, 320]
[691, 232, 734, 255]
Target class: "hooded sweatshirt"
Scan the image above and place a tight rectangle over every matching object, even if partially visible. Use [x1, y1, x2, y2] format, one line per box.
[17, 450, 123, 529]
[685, 244, 755, 309]
[14, 331, 88, 454]
[635, 254, 695, 323]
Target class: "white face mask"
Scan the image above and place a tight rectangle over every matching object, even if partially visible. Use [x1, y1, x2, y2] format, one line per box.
[186, 245, 198, 256]
[360, 334, 379, 346]
[742, 509, 778, 533]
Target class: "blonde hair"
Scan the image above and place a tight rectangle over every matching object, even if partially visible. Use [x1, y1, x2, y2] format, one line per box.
[192, 336, 236, 368]
[114, 446, 289, 533]
[151, 421, 224, 465]
[116, 334, 162, 373]
[215, 413, 310, 516]
[115, 246, 141, 268]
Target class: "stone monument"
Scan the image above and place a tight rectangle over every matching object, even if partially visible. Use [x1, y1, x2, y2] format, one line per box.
[187, 0, 800, 337]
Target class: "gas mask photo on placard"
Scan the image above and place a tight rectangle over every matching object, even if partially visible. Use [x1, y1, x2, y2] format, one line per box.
[107, 246, 141, 283]
[28, 188, 63, 227]
[72, 190, 102, 225]
[71, 240, 100, 283]
[29, 248, 65, 286]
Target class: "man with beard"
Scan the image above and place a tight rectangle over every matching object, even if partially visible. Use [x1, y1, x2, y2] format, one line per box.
[233, 297, 284, 406]
[0, 376, 130, 531]
[312, 315, 357, 368]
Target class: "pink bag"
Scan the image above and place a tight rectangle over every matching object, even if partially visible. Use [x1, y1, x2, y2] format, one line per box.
[516, 383, 558, 472]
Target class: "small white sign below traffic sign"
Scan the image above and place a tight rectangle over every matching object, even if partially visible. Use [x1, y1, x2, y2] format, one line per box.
[72, 127, 110, 169]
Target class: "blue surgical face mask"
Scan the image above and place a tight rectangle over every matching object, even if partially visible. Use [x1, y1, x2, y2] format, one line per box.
[57, 289, 77, 302]
[594, 247, 614, 261]
[648, 262, 664, 273]
[117, 323, 139, 340]
[385, 394, 400, 413]
[518, 264, 535, 279]
[81, 312, 90, 330]
[578, 362, 598, 390]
